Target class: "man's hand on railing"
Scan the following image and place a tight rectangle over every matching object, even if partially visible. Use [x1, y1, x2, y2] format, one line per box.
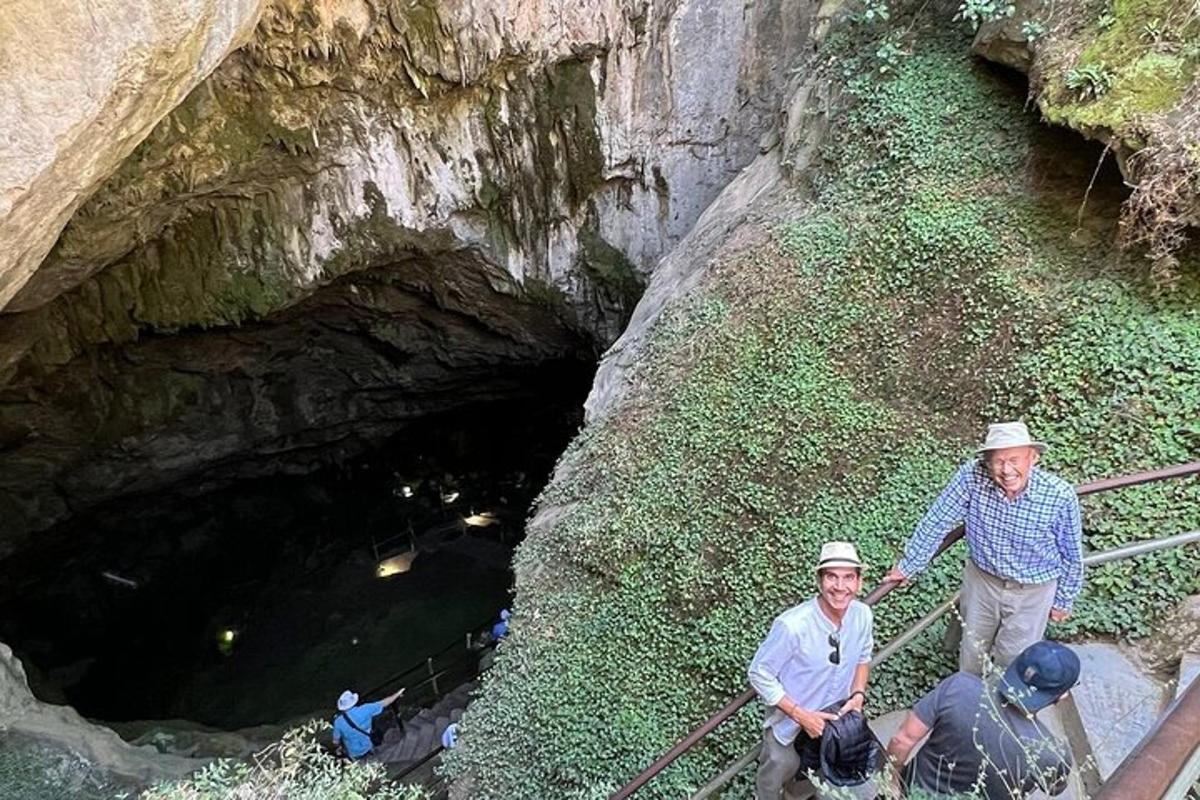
[883, 566, 911, 587]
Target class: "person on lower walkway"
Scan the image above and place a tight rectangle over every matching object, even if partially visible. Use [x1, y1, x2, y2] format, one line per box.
[332, 686, 405, 760]
[748, 542, 875, 800]
[885, 422, 1083, 675]
[491, 608, 512, 641]
[440, 722, 459, 749]
[885, 640, 1078, 798]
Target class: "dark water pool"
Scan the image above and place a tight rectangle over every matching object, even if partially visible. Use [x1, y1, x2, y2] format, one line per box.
[0, 360, 591, 729]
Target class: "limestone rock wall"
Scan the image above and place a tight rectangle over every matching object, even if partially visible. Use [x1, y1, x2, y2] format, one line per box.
[0, 643, 202, 785]
[0, 0, 267, 310]
[0, 0, 810, 545]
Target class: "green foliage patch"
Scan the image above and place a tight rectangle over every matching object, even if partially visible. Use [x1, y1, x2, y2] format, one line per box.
[1039, 0, 1200, 131]
[130, 721, 427, 800]
[447, 20, 1200, 800]
[0, 734, 115, 800]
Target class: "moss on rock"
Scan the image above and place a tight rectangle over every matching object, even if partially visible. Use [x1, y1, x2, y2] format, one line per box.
[1036, 0, 1200, 134]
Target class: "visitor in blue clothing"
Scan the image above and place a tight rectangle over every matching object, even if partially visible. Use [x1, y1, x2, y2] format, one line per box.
[491, 608, 511, 640]
[332, 686, 405, 759]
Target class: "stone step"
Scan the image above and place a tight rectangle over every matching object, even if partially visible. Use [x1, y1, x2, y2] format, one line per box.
[392, 722, 435, 761]
[390, 733, 424, 764]
[1066, 643, 1169, 781]
[377, 677, 476, 769]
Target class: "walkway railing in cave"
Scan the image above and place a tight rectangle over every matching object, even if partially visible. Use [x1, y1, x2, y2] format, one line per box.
[608, 460, 1200, 800]
[363, 612, 499, 710]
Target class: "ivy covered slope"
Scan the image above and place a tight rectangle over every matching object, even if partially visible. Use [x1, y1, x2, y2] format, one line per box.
[445, 19, 1200, 800]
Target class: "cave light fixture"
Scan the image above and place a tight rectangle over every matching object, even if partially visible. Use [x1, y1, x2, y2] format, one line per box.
[464, 511, 500, 528]
[217, 628, 238, 656]
[441, 490, 460, 504]
[377, 549, 418, 578]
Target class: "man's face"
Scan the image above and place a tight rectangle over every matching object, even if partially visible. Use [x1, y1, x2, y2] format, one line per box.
[818, 566, 862, 612]
[986, 445, 1039, 496]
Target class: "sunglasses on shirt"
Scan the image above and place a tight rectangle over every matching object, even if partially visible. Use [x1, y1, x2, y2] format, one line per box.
[828, 631, 841, 665]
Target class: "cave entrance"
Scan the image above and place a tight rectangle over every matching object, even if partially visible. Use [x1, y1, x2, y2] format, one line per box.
[0, 358, 593, 730]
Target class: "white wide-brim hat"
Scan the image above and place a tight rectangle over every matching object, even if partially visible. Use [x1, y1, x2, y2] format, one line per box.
[337, 690, 359, 711]
[977, 421, 1046, 454]
[816, 541, 866, 572]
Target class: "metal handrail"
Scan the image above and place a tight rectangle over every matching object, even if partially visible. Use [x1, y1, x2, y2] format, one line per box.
[689, 528, 1200, 799]
[365, 612, 496, 698]
[608, 460, 1200, 800]
[392, 743, 448, 782]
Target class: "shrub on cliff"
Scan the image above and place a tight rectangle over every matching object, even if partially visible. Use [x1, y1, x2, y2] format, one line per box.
[131, 721, 425, 800]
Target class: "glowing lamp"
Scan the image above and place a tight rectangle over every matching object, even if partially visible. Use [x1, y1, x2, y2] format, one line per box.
[464, 512, 500, 527]
[377, 550, 418, 577]
[217, 628, 237, 656]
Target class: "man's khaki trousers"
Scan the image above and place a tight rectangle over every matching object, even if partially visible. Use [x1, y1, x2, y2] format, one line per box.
[959, 559, 1056, 676]
[756, 728, 803, 800]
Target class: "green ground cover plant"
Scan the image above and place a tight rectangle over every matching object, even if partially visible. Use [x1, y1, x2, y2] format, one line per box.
[0, 734, 115, 800]
[446, 9, 1200, 799]
[131, 721, 426, 800]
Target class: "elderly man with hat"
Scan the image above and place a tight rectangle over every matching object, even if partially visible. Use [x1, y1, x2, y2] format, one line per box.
[748, 541, 875, 800]
[886, 422, 1083, 675]
[332, 686, 405, 760]
[885, 640, 1078, 798]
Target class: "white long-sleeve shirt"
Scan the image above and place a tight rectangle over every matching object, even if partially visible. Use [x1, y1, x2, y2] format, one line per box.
[747, 598, 874, 745]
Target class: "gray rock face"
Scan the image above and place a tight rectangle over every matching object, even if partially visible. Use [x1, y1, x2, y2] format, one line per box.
[971, 14, 1034, 73]
[0, 643, 201, 785]
[0, 0, 267, 310]
[0, 0, 812, 545]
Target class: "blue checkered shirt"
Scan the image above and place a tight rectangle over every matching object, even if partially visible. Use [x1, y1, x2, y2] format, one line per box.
[898, 460, 1084, 611]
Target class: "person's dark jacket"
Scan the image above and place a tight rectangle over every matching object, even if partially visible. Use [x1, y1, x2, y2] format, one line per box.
[794, 706, 883, 787]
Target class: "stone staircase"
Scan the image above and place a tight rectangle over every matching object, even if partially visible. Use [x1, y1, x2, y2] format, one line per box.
[377, 680, 474, 781]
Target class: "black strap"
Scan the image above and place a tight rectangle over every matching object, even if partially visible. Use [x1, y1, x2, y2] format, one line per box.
[338, 710, 373, 739]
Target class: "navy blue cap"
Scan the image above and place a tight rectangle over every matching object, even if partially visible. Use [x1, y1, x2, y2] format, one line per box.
[1000, 640, 1081, 713]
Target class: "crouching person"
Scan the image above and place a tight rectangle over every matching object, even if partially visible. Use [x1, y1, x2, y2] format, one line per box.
[748, 542, 874, 800]
[885, 640, 1078, 798]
